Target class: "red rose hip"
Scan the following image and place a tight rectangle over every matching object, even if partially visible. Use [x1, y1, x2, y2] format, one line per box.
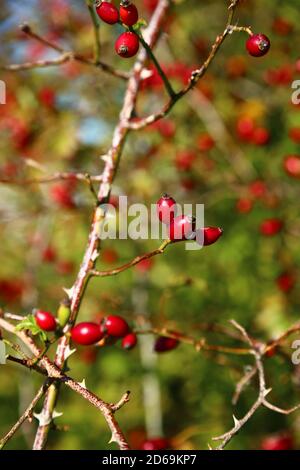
[102, 315, 129, 337]
[168, 215, 195, 242]
[154, 335, 179, 353]
[246, 34, 271, 57]
[156, 194, 177, 225]
[121, 332, 137, 350]
[96, 1, 119, 24]
[195, 226, 223, 246]
[141, 437, 169, 450]
[71, 322, 103, 346]
[115, 32, 139, 58]
[35, 310, 57, 332]
[260, 218, 283, 236]
[283, 155, 300, 178]
[120, 2, 138, 26]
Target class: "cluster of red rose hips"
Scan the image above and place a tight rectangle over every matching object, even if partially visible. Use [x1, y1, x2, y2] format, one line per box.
[156, 194, 223, 246]
[35, 310, 137, 350]
[96, 1, 140, 58]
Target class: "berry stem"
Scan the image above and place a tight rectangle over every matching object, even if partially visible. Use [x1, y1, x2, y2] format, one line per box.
[90, 239, 171, 278]
[86, 0, 101, 64]
[134, 28, 176, 99]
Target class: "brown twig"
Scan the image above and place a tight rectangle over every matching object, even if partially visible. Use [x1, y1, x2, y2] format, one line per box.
[91, 239, 171, 278]
[11, 23, 129, 80]
[127, 0, 243, 130]
[0, 172, 103, 186]
[0, 382, 51, 450]
[32, 0, 171, 450]
[211, 320, 300, 450]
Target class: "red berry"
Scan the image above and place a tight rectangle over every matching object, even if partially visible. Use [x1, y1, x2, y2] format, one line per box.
[168, 215, 195, 242]
[197, 133, 215, 152]
[261, 434, 293, 451]
[156, 194, 177, 225]
[246, 34, 271, 57]
[96, 1, 119, 24]
[50, 183, 75, 209]
[122, 332, 137, 350]
[140, 437, 169, 450]
[252, 127, 270, 146]
[35, 310, 57, 332]
[236, 198, 253, 214]
[200, 226, 223, 246]
[175, 150, 196, 171]
[154, 335, 179, 353]
[135, 258, 154, 273]
[236, 117, 255, 142]
[120, 2, 138, 26]
[249, 180, 267, 199]
[283, 155, 300, 178]
[102, 315, 129, 338]
[260, 218, 283, 236]
[288, 127, 300, 143]
[115, 32, 139, 58]
[276, 273, 295, 293]
[71, 322, 103, 346]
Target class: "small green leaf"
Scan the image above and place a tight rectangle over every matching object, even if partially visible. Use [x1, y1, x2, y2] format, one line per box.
[16, 314, 47, 343]
[132, 18, 147, 32]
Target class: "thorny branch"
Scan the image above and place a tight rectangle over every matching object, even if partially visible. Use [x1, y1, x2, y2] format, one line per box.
[1, 0, 299, 453]
[211, 320, 300, 450]
[31, 0, 171, 450]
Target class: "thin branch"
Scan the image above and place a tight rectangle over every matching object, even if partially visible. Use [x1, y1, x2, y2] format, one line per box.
[0, 382, 51, 450]
[1, 53, 72, 71]
[13, 23, 129, 80]
[0, 172, 103, 186]
[127, 0, 244, 130]
[136, 30, 176, 99]
[86, 0, 101, 64]
[32, 0, 171, 450]
[90, 239, 171, 278]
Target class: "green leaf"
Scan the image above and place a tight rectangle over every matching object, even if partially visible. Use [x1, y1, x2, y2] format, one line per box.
[132, 18, 147, 32]
[15, 314, 47, 343]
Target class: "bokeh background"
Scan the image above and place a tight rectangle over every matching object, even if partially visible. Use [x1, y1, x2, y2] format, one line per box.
[1, 0, 300, 450]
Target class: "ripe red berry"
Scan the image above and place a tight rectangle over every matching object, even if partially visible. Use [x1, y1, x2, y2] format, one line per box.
[154, 335, 179, 353]
[156, 194, 177, 225]
[236, 198, 253, 214]
[276, 273, 295, 293]
[35, 310, 57, 332]
[246, 34, 271, 57]
[249, 180, 267, 199]
[252, 127, 270, 146]
[283, 155, 300, 178]
[288, 127, 300, 143]
[140, 437, 169, 450]
[168, 215, 196, 242]
[196, 226, 223, 246]
[101, 315, 129, 338]
[71, 322, 103, 346]
[121, 332, 137, 350]
[260, 218, 283, 236]
[96, 1, 119, 24]
[236, 117, 255, 142]
[115, 32, 139, 58]
[197, 133, 215, 152]
[175, 150, 196, 171]
[120, 2, 138, 26]
[261, 434, 293, 451]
